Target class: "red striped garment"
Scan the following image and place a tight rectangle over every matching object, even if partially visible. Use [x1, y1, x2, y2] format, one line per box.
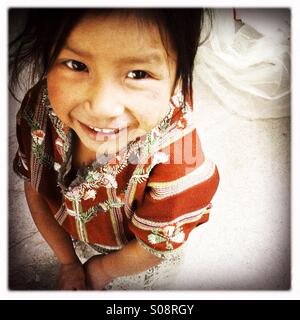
[13, 79, 219, 256]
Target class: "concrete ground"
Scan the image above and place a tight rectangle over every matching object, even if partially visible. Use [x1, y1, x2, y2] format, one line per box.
[8, 73, 290, 290]
[174, 79, 290, 290]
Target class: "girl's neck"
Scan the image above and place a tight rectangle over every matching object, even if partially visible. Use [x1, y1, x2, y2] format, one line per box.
[72, 135, 97, 170]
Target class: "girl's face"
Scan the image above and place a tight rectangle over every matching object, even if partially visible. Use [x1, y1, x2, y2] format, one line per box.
[47, 12, 177, 160]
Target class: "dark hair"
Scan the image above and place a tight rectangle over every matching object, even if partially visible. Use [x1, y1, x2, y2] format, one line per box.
[9, 8, 212, 102]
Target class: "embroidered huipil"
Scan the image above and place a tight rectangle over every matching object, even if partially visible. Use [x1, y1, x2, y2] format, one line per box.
[14, 80, 220, 257]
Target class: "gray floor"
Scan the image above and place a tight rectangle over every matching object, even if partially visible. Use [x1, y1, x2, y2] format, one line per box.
[175, 79, 290, 290]
[8, 73, 290, 290]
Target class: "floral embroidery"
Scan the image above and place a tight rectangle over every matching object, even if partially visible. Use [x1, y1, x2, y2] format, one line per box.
[31, 129, 45, 145]
[102, 198, 125, 211]
[176, 117, 187, 129]
[147, 225, 185, 250]
[53, 162, 61, 172]
[64, 171, 118, 202]
[22, 107, 41, 131]
[86, 170, 118, 189]
[30, 128, 54, 167]
[130, 167, 149, 184]
[67, 204, 100, 224]
[66, 198, 124, 222]
[130, 152, 169, 184]
[82, 189, 97, 201]
[44, 93, 71, 164]
[86, 170, 101, 184]
[171, 91, 184, 108]
[65, 185, 85, 202]
[176, 109, 193, 129]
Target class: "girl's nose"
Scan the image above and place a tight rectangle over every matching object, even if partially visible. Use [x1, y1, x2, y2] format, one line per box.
[85, 81, 125, 118]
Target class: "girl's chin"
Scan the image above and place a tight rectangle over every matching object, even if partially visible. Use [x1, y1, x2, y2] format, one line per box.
[76, 125, 146, 160]
[85, 140, 129, 158]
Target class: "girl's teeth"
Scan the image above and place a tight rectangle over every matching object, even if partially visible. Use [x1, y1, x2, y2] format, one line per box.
[88, 126, 117, 134]
[102, 128, 116, 133]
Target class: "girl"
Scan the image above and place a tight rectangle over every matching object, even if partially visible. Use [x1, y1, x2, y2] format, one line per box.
[10, 8, 219, 290]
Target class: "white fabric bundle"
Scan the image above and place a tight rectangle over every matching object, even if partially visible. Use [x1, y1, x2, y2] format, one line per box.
[195, 9, 290, 119]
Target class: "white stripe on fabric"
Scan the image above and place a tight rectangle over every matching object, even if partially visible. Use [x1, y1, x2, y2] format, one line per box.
[148, 159, 216, 200]
[131, 205, 210, 231]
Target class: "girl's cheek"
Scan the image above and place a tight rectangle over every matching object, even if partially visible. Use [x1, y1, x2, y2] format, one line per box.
[47, 77, 61, 104]
[132, 89, 170, 113]
[47, 75, 73, 121]
[150, 90, 161, 101]
[47, 70, 63, 97]
[48, 70, 76, 102]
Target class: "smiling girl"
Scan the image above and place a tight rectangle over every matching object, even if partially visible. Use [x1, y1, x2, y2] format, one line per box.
[10, 9, 219, 290]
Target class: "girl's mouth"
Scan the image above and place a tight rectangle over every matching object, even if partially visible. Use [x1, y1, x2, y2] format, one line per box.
[88, 125, 120, 135]
[79, 121, 127, 141]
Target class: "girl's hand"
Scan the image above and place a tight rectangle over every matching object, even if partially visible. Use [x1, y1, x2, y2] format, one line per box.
[57, 260, 86, 290]
[83, 256, 113, 290]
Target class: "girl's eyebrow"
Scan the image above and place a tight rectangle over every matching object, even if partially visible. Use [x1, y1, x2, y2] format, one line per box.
[62, 44, 92, 58]
[117, 53, 164, 66]
[62, 44, 164, 65]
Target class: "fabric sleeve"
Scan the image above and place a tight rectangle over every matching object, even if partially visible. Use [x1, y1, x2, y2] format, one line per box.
[13, 89, 34, 181]
[127, 159, 220, 258]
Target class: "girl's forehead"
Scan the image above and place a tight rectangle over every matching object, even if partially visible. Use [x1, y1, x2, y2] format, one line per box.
[66, 12, 176, 61]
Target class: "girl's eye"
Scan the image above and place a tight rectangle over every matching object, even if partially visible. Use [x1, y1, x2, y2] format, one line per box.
[127, 70, 149, 80]
[63, 60, 88, 72]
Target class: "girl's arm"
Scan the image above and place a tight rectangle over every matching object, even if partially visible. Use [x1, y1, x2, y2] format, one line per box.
[24, 181, 86, 290]
[84, 239, 161, 289]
